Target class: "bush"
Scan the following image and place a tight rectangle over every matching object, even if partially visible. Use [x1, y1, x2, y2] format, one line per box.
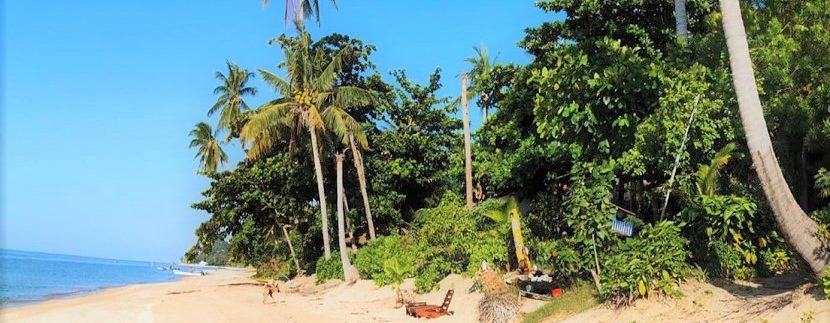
[822, 267, 830, 299]
[315, 251, 344, 284]
[353, 235, 418, 286]
[531, 239, 582, 286]
[255, 257, 296, 280]
[760, 248, 795, 274]
[683, 194, 760, 279]
[599, 221, 692, 305]
[353, 192, 509, 293]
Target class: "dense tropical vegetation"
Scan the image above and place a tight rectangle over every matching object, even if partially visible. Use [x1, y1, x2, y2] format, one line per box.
[187, 0, 830, 306]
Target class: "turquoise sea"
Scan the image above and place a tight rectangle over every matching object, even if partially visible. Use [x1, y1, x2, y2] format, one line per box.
[0, 249, 179, 307]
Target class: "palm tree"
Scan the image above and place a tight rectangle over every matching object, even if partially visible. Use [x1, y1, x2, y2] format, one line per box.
[209, 62, 257, 141]
[720, 0, 829, 275]
[261, 0, 336, 25]
[241, 28, 371, 259]
[335, 152, 358, 282]
[465, 46, 497, 120]
[189, 122, 228, 174]
[322, 104, 377, 240]
[674, 0, 689, 40]
[461, 73, 474, 209]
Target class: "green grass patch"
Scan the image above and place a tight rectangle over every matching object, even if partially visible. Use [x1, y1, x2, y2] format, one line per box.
[522, 284, 600, 323]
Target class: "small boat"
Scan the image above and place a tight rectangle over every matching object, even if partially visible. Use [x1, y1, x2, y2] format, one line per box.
[173, 269, 205, 276]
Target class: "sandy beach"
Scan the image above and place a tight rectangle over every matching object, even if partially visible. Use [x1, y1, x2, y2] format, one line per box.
[4, 268, 830, 323]
[1, 268, 546, 323]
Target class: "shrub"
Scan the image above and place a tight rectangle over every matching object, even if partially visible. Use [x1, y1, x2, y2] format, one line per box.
[415, 261, 450, 293]
[822, 267, 830, 299]
[255, 256, 296, 280]
[709, 240, 754, 280]
[531, 239, 582, 286]
[353, 235, 418, 286]
[683, 194, 760, 279]
[315, 251, 344, 284]
[760, 248, 795, 274]
[599, 221, 692, 306]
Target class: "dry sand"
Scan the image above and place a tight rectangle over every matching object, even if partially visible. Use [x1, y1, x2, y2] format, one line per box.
[552, 274, 830, 323]
[4, 269, 828, 323]
[1, 269, 544, 323]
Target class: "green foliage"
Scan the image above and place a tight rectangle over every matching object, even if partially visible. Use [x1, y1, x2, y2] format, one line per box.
[189, 122, 229, 175]
[821, 267, 830, 299]
[351, 193, 507, 292]
[409, 192, 507, 291]
[315, 251, 345, 283]
[255, 257, 296, 281]
[184, 239, 230, 266]
[362, 69, 462, 228]
[816, 168, 830, 199]
[684, 194, 759, 279]
[760, 248, 795, 274]
[562, 162, 619, 271]
[531, 239, 581, 285]
[599, 221, 692, 305]
[352, 235, 417, 286]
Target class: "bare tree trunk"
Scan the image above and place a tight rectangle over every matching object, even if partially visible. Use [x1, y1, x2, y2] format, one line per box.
[336, 153, 356, 282]
[282, 224, 302, 275]
[309, 128, 331, 259]
[798, 144, 810, 210]
[349, 134, 376, 240]
[675, 0, 689, 40]
[462, 73, 474, 209]
[720, 0, 828, 275]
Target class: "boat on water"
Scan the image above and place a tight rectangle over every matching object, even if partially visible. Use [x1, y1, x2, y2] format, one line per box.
[173, 269, 206, 276]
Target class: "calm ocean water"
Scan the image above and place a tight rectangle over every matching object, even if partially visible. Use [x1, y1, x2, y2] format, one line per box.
[0, 249, 179, 307]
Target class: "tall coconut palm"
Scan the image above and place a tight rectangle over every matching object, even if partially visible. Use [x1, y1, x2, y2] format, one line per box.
[461, 73, 474, 209]
[262, 0, 336, 25]
[209, 62, 257, 141]
[241, 28, 370, 259]
[335, 152, 358, 282]
[465, 46, 497, 121]
[720, 0, 829, 275]
[189, 122, 228, 175]
[322, 103, 376, 240]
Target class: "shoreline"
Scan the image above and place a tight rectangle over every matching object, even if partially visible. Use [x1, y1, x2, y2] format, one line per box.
[2, 276, 182, 310]
[1, 268, 544, 323]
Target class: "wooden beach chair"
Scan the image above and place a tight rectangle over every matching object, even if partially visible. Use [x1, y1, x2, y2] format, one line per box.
[405, 289, 454, 319]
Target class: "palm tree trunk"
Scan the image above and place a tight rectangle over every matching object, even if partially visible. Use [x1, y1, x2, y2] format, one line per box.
[349, 133, 376, 240]
[674, 0, 689, 40]
[309, 128, 332, 259]
[461, 73, 474, 209]
[336, 153, 356, 281]
[720, 0, 828, 276]
[282, 224, 302, 275]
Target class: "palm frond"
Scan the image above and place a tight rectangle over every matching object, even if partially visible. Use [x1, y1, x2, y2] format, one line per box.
[696, 143, 737, 196]
[259, 69, 293, 96]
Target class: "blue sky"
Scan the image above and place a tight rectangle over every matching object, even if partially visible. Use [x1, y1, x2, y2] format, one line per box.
[2, 1, 559, 262]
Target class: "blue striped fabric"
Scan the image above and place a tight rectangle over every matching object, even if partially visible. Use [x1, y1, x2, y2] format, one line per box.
[612, 220, 634, 237]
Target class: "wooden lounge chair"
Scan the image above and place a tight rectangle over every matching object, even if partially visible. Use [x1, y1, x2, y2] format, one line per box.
[405, 289, 454, 319]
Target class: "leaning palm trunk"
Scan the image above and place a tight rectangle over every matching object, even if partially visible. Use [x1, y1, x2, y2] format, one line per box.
[336, 153, 357, 282]
[281, 224, 302, 275]
[674, 0, 689, 40]
[720, 0, 828, 275]
[349, 133, 376, 240]
[309, 127, 332, 259]
[461, 73, 474, 209]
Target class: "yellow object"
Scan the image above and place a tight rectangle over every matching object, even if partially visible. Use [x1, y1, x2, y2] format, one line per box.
[509, 204, 533, 273]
